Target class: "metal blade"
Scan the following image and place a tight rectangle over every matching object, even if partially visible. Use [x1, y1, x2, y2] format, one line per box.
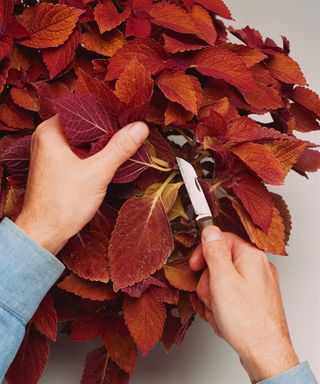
[176, 157, 212, 221]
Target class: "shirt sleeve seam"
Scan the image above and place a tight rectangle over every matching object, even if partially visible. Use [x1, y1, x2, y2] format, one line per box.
[0, 298, 26, 326]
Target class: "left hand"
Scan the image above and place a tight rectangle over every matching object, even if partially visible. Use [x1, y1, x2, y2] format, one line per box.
[15, 115, 149, 255]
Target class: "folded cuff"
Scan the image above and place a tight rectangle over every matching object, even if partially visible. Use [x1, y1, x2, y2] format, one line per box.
[258, 361, 318, 384]
[0, 217, 65, 324]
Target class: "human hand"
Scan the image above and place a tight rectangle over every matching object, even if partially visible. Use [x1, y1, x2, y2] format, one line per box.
[15, 115, 149, 255]
[189, 225, 299, 383]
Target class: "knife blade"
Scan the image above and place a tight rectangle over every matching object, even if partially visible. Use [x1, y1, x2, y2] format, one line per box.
[176, 157, 213, 229]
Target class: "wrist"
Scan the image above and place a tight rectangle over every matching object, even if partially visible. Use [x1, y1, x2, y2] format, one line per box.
[15, 213, 68, 255]
[240, 340, 299, 383]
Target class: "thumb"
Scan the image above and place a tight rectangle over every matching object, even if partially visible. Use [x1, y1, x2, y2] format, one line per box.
[201, 226, 237, 278]
[90, 121, 149, 172]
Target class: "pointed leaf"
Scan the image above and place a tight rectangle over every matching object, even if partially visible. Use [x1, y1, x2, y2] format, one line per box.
[290, 87, 320, 117]
[70, 312, 106, 341]
[115, 59, 153, 103]
[191, 46, 256, 91]
[163, 33, 206, 53]
[6, 326, 49, 384]
[58, 273, 115, 301]
[232, 174, 274, 232]
[164, 257, 198, 292]
[18, 3, 84, 48]
[266, 52, 306, 85]
[190, 4, 217, 46]
[121, 276, 167, 298]
[52, 93, 118, 146]
[0, 136, 31, 175]
[103, 318, 138, 373]
[232, 200, 286, 255]
[81, 347, 129, 384]
[61, 230, 110, 282]
[148, 2, 197, 34]
[80, 29, 126, 57]
[194, 0, 232, 19]
[32, 294, 57, 341]
[295, 148, 320, 173]
[43, 27, 80, 79]
[0, 102, 33, 129]
[106, 38, 168, 81]
[123, 287, 166, 355]
[109, 194, 174, 290]
[112, 143, 152, 184]
[231, 142, 285, 185]
[94, 0, 130, 33]
[271, 192, 292, 244]
[157, 69, 202, 115]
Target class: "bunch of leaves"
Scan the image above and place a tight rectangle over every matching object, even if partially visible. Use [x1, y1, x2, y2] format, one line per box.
[0, 0, 320, 383]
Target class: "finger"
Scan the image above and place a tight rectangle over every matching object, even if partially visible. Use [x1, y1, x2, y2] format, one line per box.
[189, 243, 206, 271]
[222, 232, 270, 278]
[201, 226, 239, 279]
[89, 121, 149, 174]
[33, 115, 75, 156]
[196, 268, 212, 310]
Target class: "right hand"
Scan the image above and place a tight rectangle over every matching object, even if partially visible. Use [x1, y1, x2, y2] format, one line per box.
[190, 225, 299, 383]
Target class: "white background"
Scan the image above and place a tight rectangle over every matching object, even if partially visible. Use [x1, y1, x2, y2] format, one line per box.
[41, 0, 320, 383]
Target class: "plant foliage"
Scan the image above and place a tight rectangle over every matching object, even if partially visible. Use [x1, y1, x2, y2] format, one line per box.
[0, 0, 320, 383]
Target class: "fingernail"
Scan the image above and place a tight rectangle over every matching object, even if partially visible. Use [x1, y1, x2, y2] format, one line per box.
[202, 226, 223, 243]
[127, 122, 148, 145]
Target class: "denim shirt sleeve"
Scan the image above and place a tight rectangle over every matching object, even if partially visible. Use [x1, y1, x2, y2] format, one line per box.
[257, 361, 318, 383]
[0, 217, 65, 382]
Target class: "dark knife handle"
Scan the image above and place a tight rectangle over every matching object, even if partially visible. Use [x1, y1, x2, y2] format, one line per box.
[198, 217, 214, 230]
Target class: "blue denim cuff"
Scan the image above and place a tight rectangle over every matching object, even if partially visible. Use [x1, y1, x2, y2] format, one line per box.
[258, 361, 318, 384]
[0, 217, 65, 324]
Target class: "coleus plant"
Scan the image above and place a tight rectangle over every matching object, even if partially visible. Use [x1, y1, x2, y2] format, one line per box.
[0, 0, 320, 383]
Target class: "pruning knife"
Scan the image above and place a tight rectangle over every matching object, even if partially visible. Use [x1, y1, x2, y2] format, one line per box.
[176, 157, 214, 230]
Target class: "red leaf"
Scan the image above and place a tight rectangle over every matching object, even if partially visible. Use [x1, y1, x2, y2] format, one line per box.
[109, 194, 174, 290]
[148, 2, 198, 35]
[6, 326, 49, 384]
[194, 0, 232, 19]
[157, 69, 202, 115]
[76, 68, 122, 114]
[163, 33, 206, 53]
[18, 3, 84, 48]
[164, 257, 198, 292]
[43, 27, 80, 79]
[81, 347, 129, 384]
[112, 144, 152, 184]
[94, 0, 130, 33]
[121, 276, 167, 298]
[191, 46, 256, 91]
[10, 86, 40, 112]
[290, 87, 320, 117]
[232, 200, 286, 255]
[231, 142, 285, 185]
[32, 293, 58, 341]
[80, 29, 126, 57]
[70, 312, 106, 341]
[52, 93, 118, 146]
[103, 318, 138, 373]
[123, 287, 166, 355]
[58, 273, 115, 301]
[266, 52, 306, 85]
[232, 174, 274, 232]
[190, 4, 217, 46]
[0, 136, 31, 175]
[114, 59, 154, 104]
[290, 103, 320, 132]
[61, 229, 110, 282]
[126, 16, 151, 38]
[295, 148, 320, 173]
[196, 110, 228, 142]
[106, 38, 168, 81]
[147, 127, 176, 162]
[0, 101, 34, 129]
[271, 192, 292, 244]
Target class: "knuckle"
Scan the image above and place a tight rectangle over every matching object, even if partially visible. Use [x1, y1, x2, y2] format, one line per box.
[33, 122, 48, 141]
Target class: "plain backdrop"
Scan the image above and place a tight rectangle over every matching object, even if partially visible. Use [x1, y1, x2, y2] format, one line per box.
[39, 0, 320, 383]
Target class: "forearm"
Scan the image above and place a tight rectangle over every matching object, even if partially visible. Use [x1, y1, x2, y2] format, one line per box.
[0, 217, 65, 381]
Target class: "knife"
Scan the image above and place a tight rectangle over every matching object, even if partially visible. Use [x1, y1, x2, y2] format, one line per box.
[176, 157, 214, 230]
